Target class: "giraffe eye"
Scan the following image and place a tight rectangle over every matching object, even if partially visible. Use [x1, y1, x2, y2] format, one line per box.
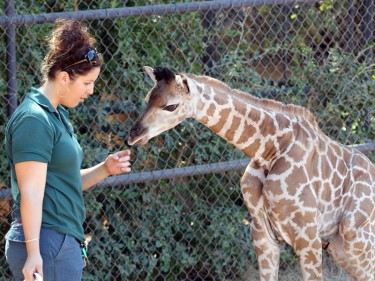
[163, 104, 179, 112]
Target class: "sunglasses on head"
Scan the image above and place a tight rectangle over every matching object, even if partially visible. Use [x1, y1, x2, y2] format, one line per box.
[63, 49, 99, 70]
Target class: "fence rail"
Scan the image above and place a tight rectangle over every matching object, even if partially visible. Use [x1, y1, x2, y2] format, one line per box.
[0, 0, 319, 26]
[1, 142, 374, 200]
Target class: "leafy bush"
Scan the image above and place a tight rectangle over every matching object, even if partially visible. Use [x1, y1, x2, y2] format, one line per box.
[83, 174, 253, 281]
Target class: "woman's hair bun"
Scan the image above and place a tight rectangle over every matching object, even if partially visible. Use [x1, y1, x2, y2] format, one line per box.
[41, 19, 102, 81]
[49, 19, 96, 56]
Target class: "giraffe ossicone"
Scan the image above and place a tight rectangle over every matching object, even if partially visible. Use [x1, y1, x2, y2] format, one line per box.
[128, 66, 375, 281]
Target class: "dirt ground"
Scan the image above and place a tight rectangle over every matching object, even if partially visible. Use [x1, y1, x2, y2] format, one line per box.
[240, 255, 352, 281]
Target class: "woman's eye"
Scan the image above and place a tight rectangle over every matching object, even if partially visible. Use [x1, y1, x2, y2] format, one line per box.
[163, 104, 179, 112]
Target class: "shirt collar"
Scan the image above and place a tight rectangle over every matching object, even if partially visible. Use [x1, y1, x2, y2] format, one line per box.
[27, 87, 72, 135]
[27, 87, 58, 113]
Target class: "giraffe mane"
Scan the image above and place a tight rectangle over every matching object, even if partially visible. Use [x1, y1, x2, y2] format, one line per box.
[186, 73, 318, 126]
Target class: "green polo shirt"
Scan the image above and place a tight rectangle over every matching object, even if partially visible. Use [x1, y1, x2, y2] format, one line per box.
[5, 87, 86, 242]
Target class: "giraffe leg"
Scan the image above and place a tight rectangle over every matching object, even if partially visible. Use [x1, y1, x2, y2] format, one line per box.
[293, 235, 323, 281]
[326, 224, 375, 281]
[241, 161, 280, 281]
[261, 170, 323, 281]
[251, 218, 281, 281]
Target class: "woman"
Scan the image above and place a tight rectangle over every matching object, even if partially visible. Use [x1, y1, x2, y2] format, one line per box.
[4, 19, 131, 281]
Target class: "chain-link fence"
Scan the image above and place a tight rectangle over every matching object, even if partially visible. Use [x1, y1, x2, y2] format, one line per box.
[0, 0, 374, 280]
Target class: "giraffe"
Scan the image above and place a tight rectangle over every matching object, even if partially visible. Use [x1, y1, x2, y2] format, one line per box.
[127, 66, 375, 281]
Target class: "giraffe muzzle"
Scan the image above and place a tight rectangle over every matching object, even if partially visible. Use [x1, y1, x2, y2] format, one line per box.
[128, 123, 148, 146]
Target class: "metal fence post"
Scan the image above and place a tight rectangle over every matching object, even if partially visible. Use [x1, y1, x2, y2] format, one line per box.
[344, 0, 355, 53]
[5, 0, 18, 117]
[201, 1, 220, 76]
[281, 4, 292, 83]
[360, 0, 374, 59]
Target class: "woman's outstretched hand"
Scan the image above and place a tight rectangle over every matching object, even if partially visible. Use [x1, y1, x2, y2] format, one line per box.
[104, 150, 132, 175]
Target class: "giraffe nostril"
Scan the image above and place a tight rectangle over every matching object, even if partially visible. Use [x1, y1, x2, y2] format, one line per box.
[130, 123, 144, 137]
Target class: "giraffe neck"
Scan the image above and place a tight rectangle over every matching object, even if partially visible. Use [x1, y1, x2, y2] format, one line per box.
[187, 74, 297, 163]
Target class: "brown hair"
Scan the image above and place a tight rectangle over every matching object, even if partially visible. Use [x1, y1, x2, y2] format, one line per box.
[41, 19, 103, 81]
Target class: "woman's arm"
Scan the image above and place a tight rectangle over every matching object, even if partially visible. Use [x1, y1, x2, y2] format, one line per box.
[15, 161, 47, 281]
[81, 149, 131, 191]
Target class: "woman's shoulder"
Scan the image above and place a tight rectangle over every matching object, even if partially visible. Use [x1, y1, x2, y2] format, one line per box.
[12, 100, 50, 124]
[7, 94, 55, 134]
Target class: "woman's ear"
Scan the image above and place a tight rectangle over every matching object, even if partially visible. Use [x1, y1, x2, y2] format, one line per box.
[57, 71, 70, 86]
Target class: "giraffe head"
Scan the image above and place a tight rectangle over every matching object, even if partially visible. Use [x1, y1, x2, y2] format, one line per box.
[128, 66, 196, 146]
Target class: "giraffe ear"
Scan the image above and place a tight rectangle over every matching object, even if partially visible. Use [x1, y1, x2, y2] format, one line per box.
[175, 74, 184, 88]
[143, 66, 157, 83]
[180, 74, 196, 95]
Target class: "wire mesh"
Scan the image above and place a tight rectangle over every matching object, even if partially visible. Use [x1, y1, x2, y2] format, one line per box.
[0, 0, 374, 280]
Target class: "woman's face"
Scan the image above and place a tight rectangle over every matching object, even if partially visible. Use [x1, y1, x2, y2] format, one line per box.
[61, 67, 101, 108]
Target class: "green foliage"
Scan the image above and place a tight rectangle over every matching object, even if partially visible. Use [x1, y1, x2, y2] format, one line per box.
[288, 48, 374, 145]
[83, 174, 253, 281]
